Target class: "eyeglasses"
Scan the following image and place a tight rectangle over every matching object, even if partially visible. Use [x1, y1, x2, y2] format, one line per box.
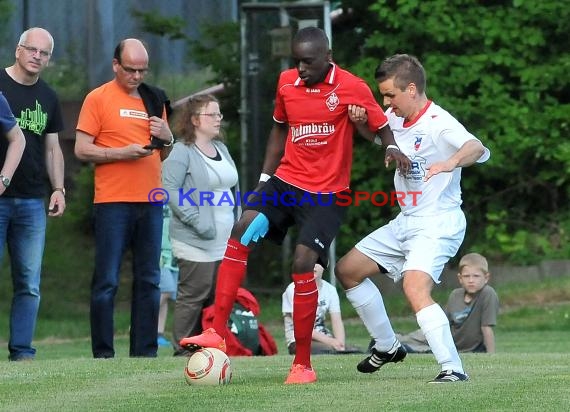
[198, 113, 224, 120]
[19, 44, 51, 58]
[119, 63, 149, 75]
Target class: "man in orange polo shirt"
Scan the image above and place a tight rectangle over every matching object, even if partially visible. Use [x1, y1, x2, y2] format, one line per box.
[75, 38, 173, 358]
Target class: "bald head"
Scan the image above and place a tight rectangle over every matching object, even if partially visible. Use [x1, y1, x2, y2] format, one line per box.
[18, 27, 54, 53]
[112, 38, 149, 94]
[113, 38, 148, 64]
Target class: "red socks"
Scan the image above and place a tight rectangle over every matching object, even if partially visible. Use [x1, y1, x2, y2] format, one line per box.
[212, 238, 249, 338]
[292, 272, 318, 368]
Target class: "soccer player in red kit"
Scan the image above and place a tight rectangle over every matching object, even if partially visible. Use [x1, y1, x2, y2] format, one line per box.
[181, 27, 410, 384]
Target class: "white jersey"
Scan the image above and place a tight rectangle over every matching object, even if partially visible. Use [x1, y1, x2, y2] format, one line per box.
[389, 101, 489, 216]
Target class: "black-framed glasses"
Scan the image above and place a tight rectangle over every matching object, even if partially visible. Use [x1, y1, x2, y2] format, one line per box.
[198, 113, 224, 119]
[19, 44, 51, 58]
[119, 63, 149, 75]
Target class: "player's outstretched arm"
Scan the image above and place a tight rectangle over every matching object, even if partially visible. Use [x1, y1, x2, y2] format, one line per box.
[424, 139, 486, 181]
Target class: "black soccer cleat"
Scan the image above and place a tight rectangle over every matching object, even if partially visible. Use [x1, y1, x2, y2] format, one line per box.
[429, 370, 469, 383]
[357, 344, 407, 373]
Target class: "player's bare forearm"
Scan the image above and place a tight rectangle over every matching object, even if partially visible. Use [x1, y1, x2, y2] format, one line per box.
[425, 140, 486, 181]
[448, 139, 486, 168]
[354, 122, 375, 141]
[376, 125, 398, 147]
[260, 122, 287, 174]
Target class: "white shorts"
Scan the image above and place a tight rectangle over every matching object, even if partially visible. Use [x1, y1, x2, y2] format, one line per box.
[356, 208, 466, 283]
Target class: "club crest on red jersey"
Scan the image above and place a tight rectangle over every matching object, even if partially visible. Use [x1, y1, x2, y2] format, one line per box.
[326, 92, 339, 111]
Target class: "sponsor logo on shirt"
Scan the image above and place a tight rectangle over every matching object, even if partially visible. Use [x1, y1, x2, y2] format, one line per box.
[408, 156, 427, 182]
[119, 109, 148, 119]
[290, 122, 335, 144]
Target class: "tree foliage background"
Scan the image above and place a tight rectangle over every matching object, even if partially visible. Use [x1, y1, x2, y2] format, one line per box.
[176, 0, 569, 285]
[331, 0, 570, 264]
[26, 0, 568, 290]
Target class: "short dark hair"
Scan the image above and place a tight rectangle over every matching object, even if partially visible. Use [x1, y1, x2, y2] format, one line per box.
[113, 40, 124, 63]
[374, 54, 426, 94]
[292, 27, 329, 51]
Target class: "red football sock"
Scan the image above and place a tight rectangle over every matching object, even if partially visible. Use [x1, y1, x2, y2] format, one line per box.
[212, 238, 250, 338]
[292, 271, 318, 368]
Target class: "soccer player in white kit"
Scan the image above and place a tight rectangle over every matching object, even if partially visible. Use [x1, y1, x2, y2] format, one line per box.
[336, 54, 490, 383]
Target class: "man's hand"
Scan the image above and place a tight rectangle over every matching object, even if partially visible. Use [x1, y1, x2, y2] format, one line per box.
[48, 191, 66, 217]
[385, 147, 412, 175]
[424, 159, 456, 181]
[149, 116, 172, 144]
[125, 144, 155, 159]
[348, 104, 368, 124]
[330, 338, 346, 352]
[246, 181, 266, 204]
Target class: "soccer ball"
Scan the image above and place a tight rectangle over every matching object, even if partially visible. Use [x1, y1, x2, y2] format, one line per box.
[184, 348, 232, 386]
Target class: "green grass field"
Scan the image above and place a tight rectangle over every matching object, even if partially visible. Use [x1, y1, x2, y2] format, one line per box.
[1, 218, 569, 411]
[1, 296, 569, 411]
[0, 331, 568, 412]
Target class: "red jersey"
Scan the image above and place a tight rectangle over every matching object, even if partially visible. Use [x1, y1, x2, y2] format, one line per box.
[273, 64, 388, 193]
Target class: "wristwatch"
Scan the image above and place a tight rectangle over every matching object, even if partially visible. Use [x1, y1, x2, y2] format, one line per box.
[53, 187, 66, 196]
[0, 174, 10, 188]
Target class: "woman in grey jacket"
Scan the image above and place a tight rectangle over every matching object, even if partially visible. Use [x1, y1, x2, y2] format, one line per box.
[162, 94, 239, 356]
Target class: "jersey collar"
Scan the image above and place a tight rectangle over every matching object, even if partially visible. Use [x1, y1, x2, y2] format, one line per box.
[293, 63, 337, 87]
[403, 100, 432, 128]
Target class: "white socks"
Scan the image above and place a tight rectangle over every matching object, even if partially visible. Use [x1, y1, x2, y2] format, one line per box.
[346, 278, 398, 352]
[416, 303, 464, 373]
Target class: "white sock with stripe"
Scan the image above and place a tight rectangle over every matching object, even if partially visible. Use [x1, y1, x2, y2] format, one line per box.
[416, 303, 464, 373]
[346, 278, 398, 352]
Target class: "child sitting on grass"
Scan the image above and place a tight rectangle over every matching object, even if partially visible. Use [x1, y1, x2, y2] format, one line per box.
[283, 264, 362, 355]
[396, 252, 499, 353]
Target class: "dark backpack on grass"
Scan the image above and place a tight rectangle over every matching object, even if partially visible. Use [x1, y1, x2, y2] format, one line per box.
[228, 303, 261, 355]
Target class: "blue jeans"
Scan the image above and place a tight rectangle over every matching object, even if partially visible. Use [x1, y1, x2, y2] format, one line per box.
[91, 203, 162, 358]
[0, 197, 46, 361]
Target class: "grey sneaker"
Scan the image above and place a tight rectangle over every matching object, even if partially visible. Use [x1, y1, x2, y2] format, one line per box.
[357, 344, 407, 373]
[429, 370, 469, 383]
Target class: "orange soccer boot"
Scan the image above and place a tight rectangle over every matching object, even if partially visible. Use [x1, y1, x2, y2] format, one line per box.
[179, 328, 227, 353]
[284, 364, 317, 384]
